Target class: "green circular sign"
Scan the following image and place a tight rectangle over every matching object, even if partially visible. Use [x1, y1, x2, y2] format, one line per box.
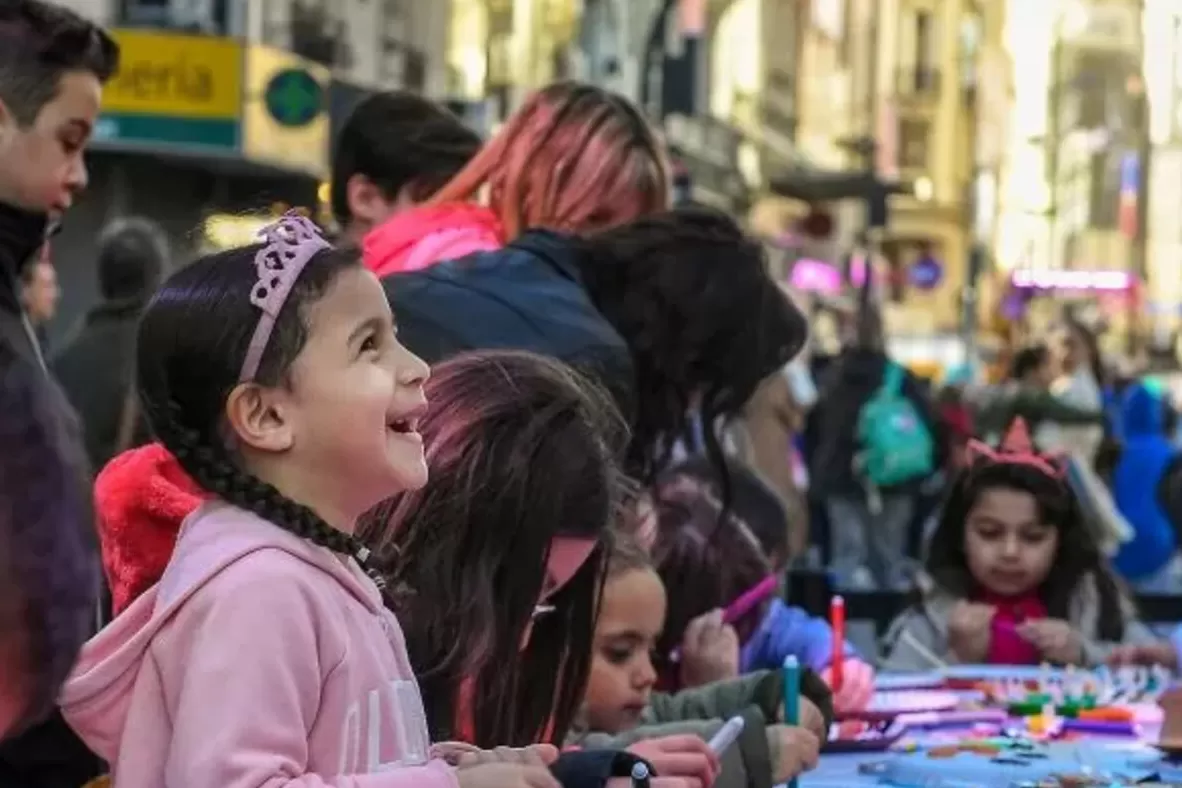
[264, 68, 323, 128]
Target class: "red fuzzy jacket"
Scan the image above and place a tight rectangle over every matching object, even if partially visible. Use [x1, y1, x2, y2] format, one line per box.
[94, 442, 206, 614]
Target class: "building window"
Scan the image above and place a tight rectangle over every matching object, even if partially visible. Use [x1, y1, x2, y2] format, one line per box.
[915, 10, 934, 71]
[1088, 151, 1120, 229]
[899, 118, 930, 170]
[118, 0, 234, 34]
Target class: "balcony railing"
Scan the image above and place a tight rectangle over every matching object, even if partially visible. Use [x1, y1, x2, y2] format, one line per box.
[894, 65, 942, 99]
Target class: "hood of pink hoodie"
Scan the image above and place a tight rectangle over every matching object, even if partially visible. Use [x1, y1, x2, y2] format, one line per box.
[363, 202, 505, 277]
[60, 501, 386, 761]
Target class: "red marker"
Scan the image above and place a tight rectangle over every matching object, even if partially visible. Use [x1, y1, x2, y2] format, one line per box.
[831, 595, 846, 692]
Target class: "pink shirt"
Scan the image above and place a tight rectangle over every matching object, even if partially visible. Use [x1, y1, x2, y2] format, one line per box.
[62, 501, 458, 788]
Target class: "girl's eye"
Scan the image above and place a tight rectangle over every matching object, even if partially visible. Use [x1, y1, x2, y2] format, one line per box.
[603, 647, 633, 665]
[360, 333, 380, 354]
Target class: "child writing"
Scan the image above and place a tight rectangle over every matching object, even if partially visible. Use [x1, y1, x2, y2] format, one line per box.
[881, 418, 1155, 671]
[571, 536, 826, 788]
[60, 215, 554, 788]
[651, 466, 875, 712]
[368, 350, 714, 788]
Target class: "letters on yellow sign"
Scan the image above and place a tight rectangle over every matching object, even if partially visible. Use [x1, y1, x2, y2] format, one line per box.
[113, 56, 214, 104]
[102, 30, 242, 119]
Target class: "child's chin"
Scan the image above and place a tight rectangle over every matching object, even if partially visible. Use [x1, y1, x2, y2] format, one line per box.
[388, 459, 429, 492]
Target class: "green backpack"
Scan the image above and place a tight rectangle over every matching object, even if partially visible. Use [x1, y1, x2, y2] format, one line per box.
[856, 362, 935, 487]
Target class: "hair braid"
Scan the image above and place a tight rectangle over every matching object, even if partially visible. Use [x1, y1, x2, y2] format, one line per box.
[158, 402, 373, 566]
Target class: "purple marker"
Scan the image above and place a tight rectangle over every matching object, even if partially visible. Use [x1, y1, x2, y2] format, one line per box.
[1060, 719, 1138, 737]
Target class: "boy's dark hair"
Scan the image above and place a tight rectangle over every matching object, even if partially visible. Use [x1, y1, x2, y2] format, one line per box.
[0, 1, 119, 127]
[1010, 344, 1049, 381]
[330, 92, 481, 227]
[96, 217, 169, 302]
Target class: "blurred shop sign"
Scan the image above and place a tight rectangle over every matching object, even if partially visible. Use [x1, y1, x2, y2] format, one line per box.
[242, 46, 330, 178]
[95, 29, 242, 152]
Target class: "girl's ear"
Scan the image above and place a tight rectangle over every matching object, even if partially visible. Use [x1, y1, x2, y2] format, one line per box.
[223, 382, 294, 453]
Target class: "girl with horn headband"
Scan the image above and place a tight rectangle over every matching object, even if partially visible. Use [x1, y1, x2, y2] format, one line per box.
[880, 418, 1156, 671]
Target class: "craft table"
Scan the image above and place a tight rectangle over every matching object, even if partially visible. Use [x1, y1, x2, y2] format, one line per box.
[794, 668, 1169, 788]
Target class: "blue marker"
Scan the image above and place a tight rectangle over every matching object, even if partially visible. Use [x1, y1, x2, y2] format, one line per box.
[783, 654, 801, 788]
[630, 760, 651, 788]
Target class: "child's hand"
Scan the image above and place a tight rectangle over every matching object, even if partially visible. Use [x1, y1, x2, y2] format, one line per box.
[456, 762, 560, 788]
[821, 659, 876, 713]
[1109, 641, 1180, 669]
[626, 734, 720, 788]
[1017, 619, 1083, 665]
[765, 724, 821, 783]
[948, 601, 995, 662]
[679, 609, 740, 688]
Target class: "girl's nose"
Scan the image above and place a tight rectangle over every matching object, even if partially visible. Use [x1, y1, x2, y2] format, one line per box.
[397, 344, 430, 385]
[634, 657, 657, 689]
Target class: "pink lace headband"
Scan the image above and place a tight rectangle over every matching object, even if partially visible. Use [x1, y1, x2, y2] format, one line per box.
[239, 212, 331, 382]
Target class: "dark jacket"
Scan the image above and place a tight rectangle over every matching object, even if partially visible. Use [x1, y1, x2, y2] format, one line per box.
[0, 203, 50, 367]
[51, 298, 148, 470]
[804, 348, 943, 498]
[383, 230, 636, 419]
[566, 669, 833, 788]
[0, 204, 104, 784]
[976, 383, 1104, 438]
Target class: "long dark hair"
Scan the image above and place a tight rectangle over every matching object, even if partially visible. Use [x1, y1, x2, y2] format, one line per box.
[136, 243, 369, 557]
[576, 207, 808, 484]
[650, 468, 773, 688]
[0, 348, 94, 729]
[925, 460, 1129, 640]
[369, 350, 630, 747]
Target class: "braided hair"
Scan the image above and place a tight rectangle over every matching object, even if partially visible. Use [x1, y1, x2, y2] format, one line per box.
[575, 207, 808, 485]
[135, 244, 372, 564]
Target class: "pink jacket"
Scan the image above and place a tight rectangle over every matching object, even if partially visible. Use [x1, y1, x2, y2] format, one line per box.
[61, 501, 459, 788]
[363, 203, 505, 276]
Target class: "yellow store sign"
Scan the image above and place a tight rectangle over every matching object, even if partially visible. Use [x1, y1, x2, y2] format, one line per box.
[103, 30, 242, 120]
[243, 46, 330, 178]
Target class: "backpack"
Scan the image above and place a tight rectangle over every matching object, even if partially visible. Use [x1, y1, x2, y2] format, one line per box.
[856, 362, 934, 487]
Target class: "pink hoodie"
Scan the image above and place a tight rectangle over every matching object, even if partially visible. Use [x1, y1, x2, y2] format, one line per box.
[61, 501, 459, 788]
[363, 203, 505, 277]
